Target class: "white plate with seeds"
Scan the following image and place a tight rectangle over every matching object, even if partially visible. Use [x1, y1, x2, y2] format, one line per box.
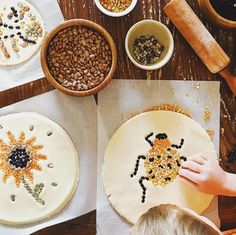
[0, 112, 79, 225]
[0, 0, 45, 66]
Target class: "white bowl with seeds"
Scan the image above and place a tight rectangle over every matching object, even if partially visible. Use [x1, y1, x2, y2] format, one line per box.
[94, 0, 138, 17]
[125, 20, 174, 70]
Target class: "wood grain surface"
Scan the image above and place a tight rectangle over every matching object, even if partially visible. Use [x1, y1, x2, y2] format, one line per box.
[0, 0, 235, 234]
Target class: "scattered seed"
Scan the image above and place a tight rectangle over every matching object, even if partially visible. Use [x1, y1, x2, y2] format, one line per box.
[10, 195, 16, 202]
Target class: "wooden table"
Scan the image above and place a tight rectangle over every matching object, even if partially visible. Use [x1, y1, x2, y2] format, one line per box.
[0, 0, 235, 234]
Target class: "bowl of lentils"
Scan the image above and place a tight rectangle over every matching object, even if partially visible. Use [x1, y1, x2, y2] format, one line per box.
[41, 19, 117, 96]
[94, 0, 138, 17]
[125, 20, 174, 70]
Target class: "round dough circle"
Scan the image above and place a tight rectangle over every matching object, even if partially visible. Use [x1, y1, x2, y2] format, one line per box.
[0, 0, 45, 66]
[0, 112, 79, 225]
[103, 111, 217, 224]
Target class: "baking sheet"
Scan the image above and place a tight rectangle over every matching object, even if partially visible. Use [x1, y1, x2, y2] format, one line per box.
[0, 0, 64, 92]
[0, 90, 97, 235]
[97, 79, 220, 235]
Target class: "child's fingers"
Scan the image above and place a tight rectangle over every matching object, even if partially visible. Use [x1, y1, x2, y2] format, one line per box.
[188, 153, 207, 165]
[223, 230, 236, 235]
[179, 175, 199, 189]
[178, 168, 201, 184]
[181, 160, 202, 173]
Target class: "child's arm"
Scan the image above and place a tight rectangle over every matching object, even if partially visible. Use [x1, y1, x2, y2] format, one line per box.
[178, 153, 236, 196]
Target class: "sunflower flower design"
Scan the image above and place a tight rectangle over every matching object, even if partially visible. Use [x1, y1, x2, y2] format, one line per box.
[0, 131, 47, 205]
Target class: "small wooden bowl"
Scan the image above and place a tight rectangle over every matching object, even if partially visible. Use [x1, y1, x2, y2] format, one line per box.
[41, 19, 117, 97]
[197, 0, 236, 29]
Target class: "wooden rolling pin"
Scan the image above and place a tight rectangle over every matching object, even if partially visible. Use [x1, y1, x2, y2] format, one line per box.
[164, 0, 236, 96]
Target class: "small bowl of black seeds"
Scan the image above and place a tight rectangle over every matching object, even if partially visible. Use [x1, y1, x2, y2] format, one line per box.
[125, 20, 174, 70]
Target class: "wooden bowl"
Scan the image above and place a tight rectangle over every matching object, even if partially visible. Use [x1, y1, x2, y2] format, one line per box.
[197, 0, 236, 29]
[41, 19, 117, 97]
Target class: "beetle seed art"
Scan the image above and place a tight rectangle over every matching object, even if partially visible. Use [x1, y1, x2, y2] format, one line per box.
[130, 132, 187, 203]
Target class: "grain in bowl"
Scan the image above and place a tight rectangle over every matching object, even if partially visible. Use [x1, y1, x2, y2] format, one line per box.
[41, 19, 117, 96]
[47, 26, 112, 91]
[99, 0, 132, 12]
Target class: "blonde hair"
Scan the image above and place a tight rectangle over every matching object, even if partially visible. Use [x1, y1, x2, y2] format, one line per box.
[131, 204, 219, 235]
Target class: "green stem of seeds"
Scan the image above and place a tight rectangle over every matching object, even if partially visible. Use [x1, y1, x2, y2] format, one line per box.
[21, 176, 45, 205]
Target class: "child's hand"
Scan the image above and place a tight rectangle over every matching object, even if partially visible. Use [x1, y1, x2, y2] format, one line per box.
[223, 229, 236, 235]
[178, 153, 227, 195]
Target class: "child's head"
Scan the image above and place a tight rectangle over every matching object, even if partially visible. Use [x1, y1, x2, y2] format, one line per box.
[131, 204, 221, 235]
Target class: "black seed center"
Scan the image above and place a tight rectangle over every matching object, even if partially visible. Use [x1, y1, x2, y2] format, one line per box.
[8, 147, 31, 169]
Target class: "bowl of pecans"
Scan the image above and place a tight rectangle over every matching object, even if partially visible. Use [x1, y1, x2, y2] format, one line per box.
[94, 0, 138, 17]
[41, 19, 117, 96]
[125, 20, 174, 70]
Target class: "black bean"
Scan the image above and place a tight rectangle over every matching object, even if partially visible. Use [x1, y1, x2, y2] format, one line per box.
[176, 160, 181, 167]
[167, 163, 172, 169]
[180, 156, 187, 161]
[165, 177, 172, 181]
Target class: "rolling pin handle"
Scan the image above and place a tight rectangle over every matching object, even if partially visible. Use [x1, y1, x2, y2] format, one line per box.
[219, 68, 236, 96]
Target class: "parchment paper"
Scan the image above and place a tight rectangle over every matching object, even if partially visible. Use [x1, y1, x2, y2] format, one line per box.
[0, 90, 97, 235]
[0, 0, 64, 92]
[97, 80, 220, 235]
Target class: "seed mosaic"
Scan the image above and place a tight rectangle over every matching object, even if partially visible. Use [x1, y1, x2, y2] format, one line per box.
[0, 1, 44, 61]
[130, 132, 186, 203]
[0, 131, 47, 205]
